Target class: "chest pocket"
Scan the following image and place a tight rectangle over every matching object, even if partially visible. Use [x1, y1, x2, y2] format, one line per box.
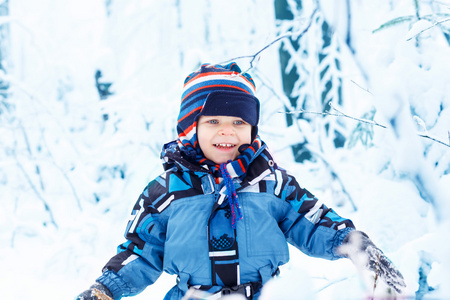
[209, 204, 236, 250]
[240, 193, 289, 257]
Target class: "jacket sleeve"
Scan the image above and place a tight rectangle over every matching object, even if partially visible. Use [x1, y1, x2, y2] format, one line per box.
[278, 171, 355, 260]
[96, 179, 167, 299]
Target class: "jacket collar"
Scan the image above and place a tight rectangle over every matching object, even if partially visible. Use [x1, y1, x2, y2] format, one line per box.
[160, 140, 277, 187]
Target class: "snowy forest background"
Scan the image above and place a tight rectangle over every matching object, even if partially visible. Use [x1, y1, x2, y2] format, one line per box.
[1, 0, 449, 299]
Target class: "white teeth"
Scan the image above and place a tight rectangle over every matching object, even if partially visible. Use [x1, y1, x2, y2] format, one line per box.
[215, 143, 235, 147]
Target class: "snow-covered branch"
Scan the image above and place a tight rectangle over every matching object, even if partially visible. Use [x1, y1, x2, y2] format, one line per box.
[254, 72, 359, 211]
[406, 17, 450, 41]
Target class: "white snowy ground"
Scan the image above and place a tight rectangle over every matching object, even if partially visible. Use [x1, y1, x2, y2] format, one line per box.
[1, 1, 450, 300]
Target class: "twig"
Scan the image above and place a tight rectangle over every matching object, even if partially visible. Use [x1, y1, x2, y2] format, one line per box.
[52, 162, 83, 211]
[350, 80, 373, 95]
[328, 102, 387, 128]
[220, 8, 318, 73]
[281, 101, 387, 129]
[14, 155, 58, 229]
[17, 107, 83, 211]
[281, 103, 450, 148]
[253, 69, 296, 112]
[406, 17, 450, 41]
[418, 132, 450, 148]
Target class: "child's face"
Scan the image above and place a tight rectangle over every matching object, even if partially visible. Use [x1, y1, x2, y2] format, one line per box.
[197, 115, 252, 164]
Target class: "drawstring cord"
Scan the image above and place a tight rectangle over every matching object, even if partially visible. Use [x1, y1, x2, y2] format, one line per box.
[220, 162, 242, 229]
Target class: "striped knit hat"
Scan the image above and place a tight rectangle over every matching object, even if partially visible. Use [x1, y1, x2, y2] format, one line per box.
[176, 62, 260, 161]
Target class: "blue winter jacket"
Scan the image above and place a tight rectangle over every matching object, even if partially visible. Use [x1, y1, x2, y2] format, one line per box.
[97, 141, 355, 299]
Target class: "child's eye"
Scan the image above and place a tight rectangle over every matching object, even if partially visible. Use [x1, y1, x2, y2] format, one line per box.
[234, 120, 246, 125]
[208, 119, 219, 124]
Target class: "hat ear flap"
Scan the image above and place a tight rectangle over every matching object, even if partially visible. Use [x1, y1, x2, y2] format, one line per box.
[251, 126, 258, 142]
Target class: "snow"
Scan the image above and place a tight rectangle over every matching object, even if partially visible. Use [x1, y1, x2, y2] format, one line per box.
[1, 1, 450, 299]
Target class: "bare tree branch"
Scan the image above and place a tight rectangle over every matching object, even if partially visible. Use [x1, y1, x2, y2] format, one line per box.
[282, 101, 388, 129]
[418, 132, 450, 148]
[14, 155, 58, 229]
[220, 8, 319, 73]
[253, 69, 295, 112]
[328, 102, 387, 129]
[281, 102, 450, 148]
[350, 79, 373, 95]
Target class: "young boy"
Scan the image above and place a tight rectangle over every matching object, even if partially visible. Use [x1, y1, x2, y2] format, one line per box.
[77, 63, 405, 300]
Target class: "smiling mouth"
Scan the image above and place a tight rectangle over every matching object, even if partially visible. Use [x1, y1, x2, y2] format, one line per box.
[214, 143, 236, 149]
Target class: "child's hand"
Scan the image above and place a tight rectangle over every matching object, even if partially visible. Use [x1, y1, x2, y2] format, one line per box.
[337, 230, 406, 294]
[76, 283, 114, 300]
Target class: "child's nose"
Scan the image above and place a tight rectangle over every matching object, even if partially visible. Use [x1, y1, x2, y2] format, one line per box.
[218, 124, 234, 136]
